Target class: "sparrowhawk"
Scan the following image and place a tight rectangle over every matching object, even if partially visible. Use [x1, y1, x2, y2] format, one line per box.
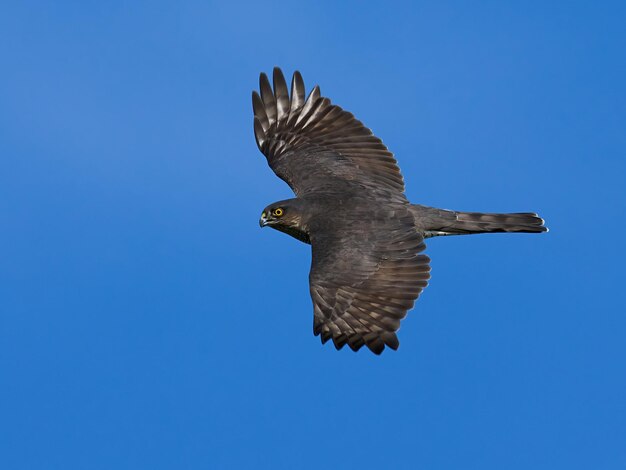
[254, 68, 547, 354]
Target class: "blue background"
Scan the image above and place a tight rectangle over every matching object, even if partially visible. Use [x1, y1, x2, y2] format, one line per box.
[1, 1, 625, 469]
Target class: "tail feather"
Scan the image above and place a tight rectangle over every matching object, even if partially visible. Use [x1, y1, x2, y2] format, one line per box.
[412, 205, 548, 237]
[449, 211, 547, 234]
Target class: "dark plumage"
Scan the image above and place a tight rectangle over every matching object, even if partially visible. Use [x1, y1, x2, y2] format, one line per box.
[255, 68, 547, 354]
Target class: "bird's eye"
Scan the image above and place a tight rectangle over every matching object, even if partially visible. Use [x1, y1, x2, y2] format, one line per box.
[273, 208, 284, 217]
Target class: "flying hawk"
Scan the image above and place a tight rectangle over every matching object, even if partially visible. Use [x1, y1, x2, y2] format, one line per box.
[254, 68, 547, 354]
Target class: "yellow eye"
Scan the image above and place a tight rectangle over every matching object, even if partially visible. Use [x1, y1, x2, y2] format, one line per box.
[273, 208, 284, 217]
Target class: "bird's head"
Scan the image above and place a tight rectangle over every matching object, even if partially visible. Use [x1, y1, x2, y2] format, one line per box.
[259, 199, 300, 228]
[259, 199, 311, 243]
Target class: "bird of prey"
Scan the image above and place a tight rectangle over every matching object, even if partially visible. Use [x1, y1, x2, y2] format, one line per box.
[254, 67, 547, 354]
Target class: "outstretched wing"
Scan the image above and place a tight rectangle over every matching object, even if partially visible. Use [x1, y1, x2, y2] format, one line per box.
[253, 67, 405, 197]
[309, 209, 431, 354]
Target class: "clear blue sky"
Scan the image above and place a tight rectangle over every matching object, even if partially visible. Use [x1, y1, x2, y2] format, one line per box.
[1, 1, 625, 469]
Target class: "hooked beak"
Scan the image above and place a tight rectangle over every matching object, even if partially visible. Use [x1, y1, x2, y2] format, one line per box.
[259, 214, 268, 228]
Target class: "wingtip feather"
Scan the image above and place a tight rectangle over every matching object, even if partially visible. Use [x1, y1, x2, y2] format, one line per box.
[291, 71, 305, 110]
[259, 72, 276, 124]
[252, 91, 269, 130]
[253, 117, 265, 150]
[273, 67, 289, 121]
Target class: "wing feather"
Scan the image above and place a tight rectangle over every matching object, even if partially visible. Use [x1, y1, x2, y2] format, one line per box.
[273, 67, 290, 121]
[309, 211, 430, 354]
[252, 92, 269, 131]
[288, 71, 306, 124]
[253, 118, 266, 150]
[253, 68, 405, 196]
[259, 72, 276, 125]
